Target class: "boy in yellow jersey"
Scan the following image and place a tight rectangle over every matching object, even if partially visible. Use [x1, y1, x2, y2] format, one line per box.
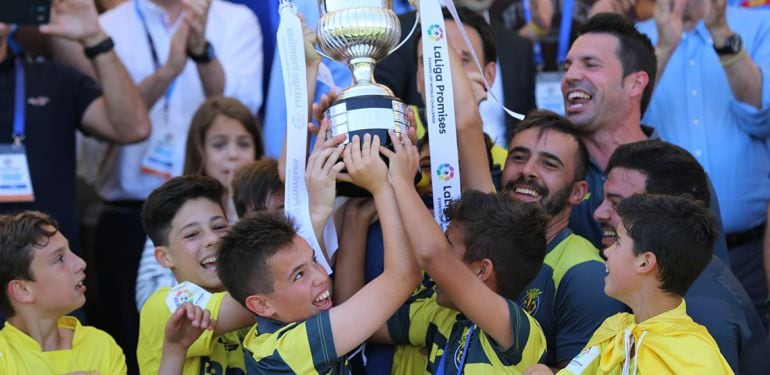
[0, 211, 126, 374]
[138, 175, 255, 374]
[527, 194, 733, 374]
[383, 172, 550, 373]
[217, 133, 421, 373]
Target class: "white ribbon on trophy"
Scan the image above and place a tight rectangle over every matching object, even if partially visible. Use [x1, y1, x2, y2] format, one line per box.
[442, 0, 525, 121]
[277, 1, 333, 273]
[419, 0, 462, 231]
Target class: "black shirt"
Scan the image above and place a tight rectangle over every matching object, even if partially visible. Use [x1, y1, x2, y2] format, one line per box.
[0, 53, 102, 250]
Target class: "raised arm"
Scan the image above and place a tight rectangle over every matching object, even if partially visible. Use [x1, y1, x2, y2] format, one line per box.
[703, 0, 762, 109]
[40, 0, 150, 143]
[305, 119, 346, 262]
[389, 154, 520, 349]
[328, 134, 420, 356]
[447, 41, 495, 193]
[183, 0, 224, 97]
[332, 198, 377, 306]
[159, 303, 214, 375]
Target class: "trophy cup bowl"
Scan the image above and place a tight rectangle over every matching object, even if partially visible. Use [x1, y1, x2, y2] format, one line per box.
[318, 0, 412, 196]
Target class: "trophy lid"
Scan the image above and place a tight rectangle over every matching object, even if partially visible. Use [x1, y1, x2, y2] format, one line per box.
[320, 0, 393, 13]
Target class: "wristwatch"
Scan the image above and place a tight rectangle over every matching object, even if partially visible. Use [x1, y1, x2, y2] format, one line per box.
[713, 33, 743, 56]
[188, 41, 215, 64]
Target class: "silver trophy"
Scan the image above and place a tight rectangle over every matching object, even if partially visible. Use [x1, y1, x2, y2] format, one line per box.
[318, 0, 417, 195]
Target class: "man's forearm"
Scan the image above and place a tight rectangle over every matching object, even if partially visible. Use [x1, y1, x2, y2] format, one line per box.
[137, 64, 179, 109]
[87, 32, 150, 142]
[196, 59, 225, 97]
[710, 24, 763, 108]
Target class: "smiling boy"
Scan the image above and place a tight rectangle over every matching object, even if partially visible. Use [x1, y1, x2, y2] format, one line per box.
[138, 175, 254, 375]
[528, 194, 732, 374]
[217, 134, 420, 373]
[0, 211, 126, 374]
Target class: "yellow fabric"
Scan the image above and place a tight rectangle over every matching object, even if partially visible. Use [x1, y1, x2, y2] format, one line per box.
[545, 234, 603, 290]
[0, 316, 126, 374]
[243, 311, 345, 373]
[391, 294, 546, 374]
[558, 301, 733, 375]
[137, 287, 246, 375]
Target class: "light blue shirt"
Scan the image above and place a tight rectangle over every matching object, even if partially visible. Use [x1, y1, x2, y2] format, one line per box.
[637, 7, 770, 233]
[263, 0, 415, 157]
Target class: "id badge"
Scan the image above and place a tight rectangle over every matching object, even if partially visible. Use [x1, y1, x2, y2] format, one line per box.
[0, 144, 35, 203]
[166, 281, 212, 312]
[536, 71, 566, 115]
[140, 132, 176, 180]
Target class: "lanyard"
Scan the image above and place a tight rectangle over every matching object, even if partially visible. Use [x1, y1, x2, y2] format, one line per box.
[436, 324, 476, 375]
[523, 0, 573, 69]
[13, 58, 25, 145]
[134, 0, 177, 123]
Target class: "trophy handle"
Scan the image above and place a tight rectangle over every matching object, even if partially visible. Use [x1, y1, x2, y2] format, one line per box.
[387, 12, 419, 57]
[315, 47, 335, 61]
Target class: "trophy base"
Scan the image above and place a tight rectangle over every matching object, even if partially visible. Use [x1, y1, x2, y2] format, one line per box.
[325, 95, 410, 197]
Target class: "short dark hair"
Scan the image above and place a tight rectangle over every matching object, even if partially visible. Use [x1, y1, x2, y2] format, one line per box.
[142, 175, 225, 246]
[617, 194, 716, 296]
[0, 211, 59, 316]
[218, 211, 298, 307]
[231, 158, 283, 217]
[445, 191, 548, 300]
[607, 140, 710, 206]
[415, 7, 497, 65]
[511, 109, 589, 181]
[579, 13, 657, 115]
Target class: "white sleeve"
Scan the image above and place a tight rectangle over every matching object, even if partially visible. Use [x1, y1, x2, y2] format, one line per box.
[135, 237, 176, 311]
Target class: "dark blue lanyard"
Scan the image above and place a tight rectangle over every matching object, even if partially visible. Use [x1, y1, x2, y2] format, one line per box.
[436, 324, 476, 375]
[523, 0, 573, 69]
[13, 58, 25, 145]
[134, 0, 176, 117]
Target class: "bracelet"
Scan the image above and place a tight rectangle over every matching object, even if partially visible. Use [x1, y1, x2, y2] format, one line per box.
[719, 47, 745, 67]
[528, 21, 549, 38]
[83, 36, 115, 59]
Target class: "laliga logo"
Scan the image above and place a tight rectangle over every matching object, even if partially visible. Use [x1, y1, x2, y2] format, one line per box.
[436, 163, 455, 181]
[427, 24, 444, 41]
[173, 288, 195, 307]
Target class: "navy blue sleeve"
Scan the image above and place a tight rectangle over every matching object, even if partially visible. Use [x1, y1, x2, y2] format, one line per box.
[554, 261, 628, 363]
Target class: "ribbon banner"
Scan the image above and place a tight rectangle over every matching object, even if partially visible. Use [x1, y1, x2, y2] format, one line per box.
[420, 0, 461, 231]
[277, 1, 332, 273]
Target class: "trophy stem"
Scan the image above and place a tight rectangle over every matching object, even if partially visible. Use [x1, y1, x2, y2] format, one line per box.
[350, 57, 376, 85]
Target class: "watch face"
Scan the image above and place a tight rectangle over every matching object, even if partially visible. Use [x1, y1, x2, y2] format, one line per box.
[716, 34, 742, 55]
[728, 35, 741, 52]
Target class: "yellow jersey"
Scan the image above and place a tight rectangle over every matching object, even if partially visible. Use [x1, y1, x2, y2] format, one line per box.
[559, 301, 733, 374]
[0, 316, 126, 374]
[137, 285, 247, 375]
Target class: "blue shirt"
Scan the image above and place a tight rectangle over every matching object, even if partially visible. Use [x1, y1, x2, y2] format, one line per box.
[637, 8, 770, 233]
[517, 229, 627, 366]
[227, 0, 278, 101]
[686, 256, 770, 374]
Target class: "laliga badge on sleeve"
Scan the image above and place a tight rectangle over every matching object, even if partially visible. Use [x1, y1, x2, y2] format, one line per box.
[0, 144, 35, 203]
[166, 281, 213, 313]
[140, 132, 176, 180]
[535, 71, 566, 115]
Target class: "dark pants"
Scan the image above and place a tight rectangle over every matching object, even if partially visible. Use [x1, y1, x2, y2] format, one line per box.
[728, 228, 769, 331]
[90, 202, 146, 375]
